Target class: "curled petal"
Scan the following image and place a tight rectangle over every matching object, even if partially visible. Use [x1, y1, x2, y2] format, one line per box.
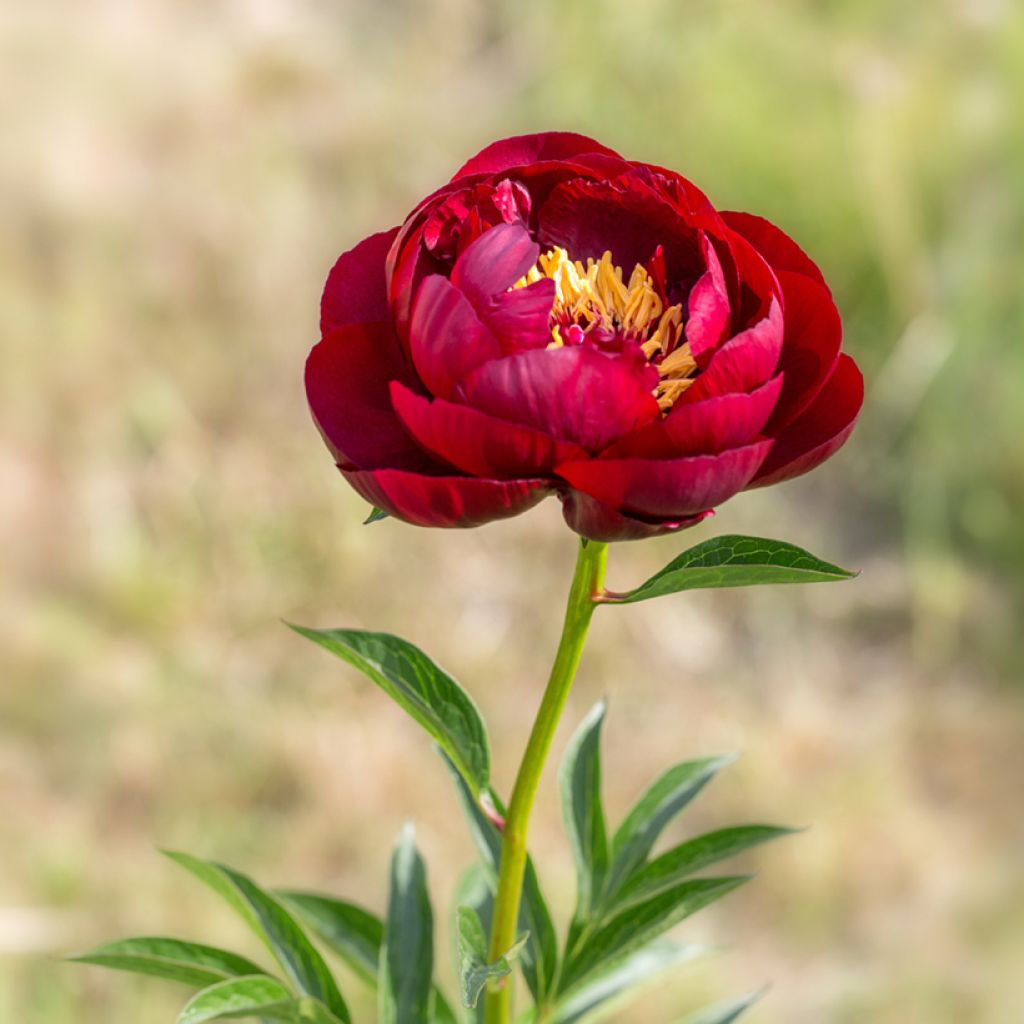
[556, 441, 772, 519]
[752, 354, 863, 486]
[342, 467, 551, 528]
[451, 222, 541, 300]
[409, 275, 501, 398]
[450, 131, 623, 181]
[685, 232, 731, 363]
[560, 489, 712, 542]
[305, 323, 432, 471]
[321, 228, 398, 334]
[459, 345, 660, 453]
[390, 382, 585, 477]
[721, 211, 828, 289]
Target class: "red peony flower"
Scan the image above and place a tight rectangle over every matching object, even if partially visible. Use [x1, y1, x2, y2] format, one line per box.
[306, 132, 863, 541]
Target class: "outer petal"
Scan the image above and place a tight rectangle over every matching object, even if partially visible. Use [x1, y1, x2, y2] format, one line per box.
[321, 228, 399, 334]
[459, 345, 660, 453]
[556, 441, 772, 519]
[450, 132, 623, 181]
[408, 275, 501, 398]
[342, 467, 550, 528]
[764, 270, 842, 432]
[305, 323, 432, 471]
[390, 382, 585, 478]
[751, 354, 863, 486]
[721, 211, 828, 290]
[560, 489, 712, 542]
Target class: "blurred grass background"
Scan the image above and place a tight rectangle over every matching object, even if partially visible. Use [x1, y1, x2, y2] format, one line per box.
[2, 0, 1023, 1021]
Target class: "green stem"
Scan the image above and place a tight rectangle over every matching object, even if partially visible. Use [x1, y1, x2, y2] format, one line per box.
[484, 538, 609, 1024]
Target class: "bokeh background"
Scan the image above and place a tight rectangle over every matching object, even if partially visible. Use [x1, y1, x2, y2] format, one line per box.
[3, 1, 1023, 1021]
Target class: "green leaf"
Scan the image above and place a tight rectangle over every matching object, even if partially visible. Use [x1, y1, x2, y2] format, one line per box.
[560, 703, 609, 924]
[455, 906, 528, 1009]
[70, 936, 268, 989]
[603, 535, 856, 604]
[276, 893, 382, 987]
[560, 877, 749, 993]
[164, 852, 350, 1023]
[684, 990, 763, 1024]
[379, 825, 434, 1024]
[451, 867, 494, 1023]
[442, 756, 558, 1005]
[550, 941, 701, 1024]
[614, 826, 795, 910]
[291, 627, 490, 798]
[605, 755, 736, 899]
[364, 507, 389, 524]
[176, 975, 344, 1023]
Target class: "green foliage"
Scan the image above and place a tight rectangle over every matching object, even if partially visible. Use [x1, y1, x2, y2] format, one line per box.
[455, 906, 527, 1010]
[363, 507, 389, 525]
[682, 990, 763, 1024]
[176, 977, 344, 1024]
[290, 626, 490, 797]
[603, 535, 856, 604]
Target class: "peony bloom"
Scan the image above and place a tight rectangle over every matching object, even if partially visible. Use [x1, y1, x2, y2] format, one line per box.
[306, 132, 863, 541]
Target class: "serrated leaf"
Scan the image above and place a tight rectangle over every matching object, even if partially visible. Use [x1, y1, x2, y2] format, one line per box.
[683, 989, 763, 1024]
[442, 756, 558, 1005]
[379, 826, 433, 1024]
[614, 826, 795, 910]
[550, 940, 701, 1024]
[605, 755, 735, 899]
[560, 876, 749, 993]
[291, 627, 490, 798]
[70, 936, 268, 989]
[176, 975, 344, 1023]
[276, 893, 382, 986]
[164, 852, 350, 1023]
[364, 507, 389, 524]
[603, 535, 856, 604]
[561, 703, 609, 928]
[455, 906, 528, 1009]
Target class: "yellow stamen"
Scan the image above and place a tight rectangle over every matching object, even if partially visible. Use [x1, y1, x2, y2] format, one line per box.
[512, 246, 697, 412]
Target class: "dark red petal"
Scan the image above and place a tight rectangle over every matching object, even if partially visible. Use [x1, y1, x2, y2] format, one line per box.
[451, 222, 540, 300]
[556, 441, 772, 519]
[482, 279, 557, 354]
[751, 354, 863, 486]
[305, 323, 432, 471]
[684, 298, 784, 402]
[685, 232, 731, 363]
[560, 489, 712, 542]
[321, 228, 399, 334]
[459, 346, 660, 453]
[342, 467, 550, 528]
[605, 375, 784, 459]
[450, 132, 623, 181]
[764, 270, 842, 432]
[390, 382, 585, 478]
[721, 211, 828, 290]
[408, 275, 501, 399]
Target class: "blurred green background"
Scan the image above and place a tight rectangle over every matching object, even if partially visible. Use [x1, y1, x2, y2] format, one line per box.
[2, 0, 1023, 1021]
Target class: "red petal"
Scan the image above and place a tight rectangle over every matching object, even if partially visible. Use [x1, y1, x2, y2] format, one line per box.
[482, 279, 557, 354]
[556, 441, 772, 519]
[342, 467, 550, 528]
[321, 228, 398, 334]
[305, 323, 432, 471]
[459, 346, 660, 453]
[751, 354, 863, 486]
[451, 222, 540, 300]
[684, 298, 784, 402]
[408, 275, 501, 399]
[390, 382, 585, 478]
[764, 270, 842, 432]
[685, 232, 731, 362]
[605, 375, 783, 459]
[560, 490, 711, 542]
[721, 211, 828, 290]
[450, 132, 622, 181]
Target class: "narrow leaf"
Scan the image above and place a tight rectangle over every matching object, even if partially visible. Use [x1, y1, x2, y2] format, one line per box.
[614, 826, 795, 910]
[442, 755, 558, 1005]
[176, 975, 343, 1023]
[550, 941, 701, 1024]
[684, 989, 764, 1024]
[452, 866, 494, 1024]
[364, 507, 389, 524]
[604, 535, 856, 604]
[560, 703, 609, 924]
[561, 876, 749, 993]
[455, 906, 528, 1009]
[70, 936, 268, 989]
[606, 755, 735, 899]
[380, 825, 434, 1024]
[291, 627, 490, 797]
[164, 852, 350, 1023]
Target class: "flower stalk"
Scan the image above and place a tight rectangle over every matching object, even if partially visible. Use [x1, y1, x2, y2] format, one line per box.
[484, 538, 609, 1024]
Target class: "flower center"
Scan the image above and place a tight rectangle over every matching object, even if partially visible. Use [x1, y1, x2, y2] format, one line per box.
[513, 247, 697, 411]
